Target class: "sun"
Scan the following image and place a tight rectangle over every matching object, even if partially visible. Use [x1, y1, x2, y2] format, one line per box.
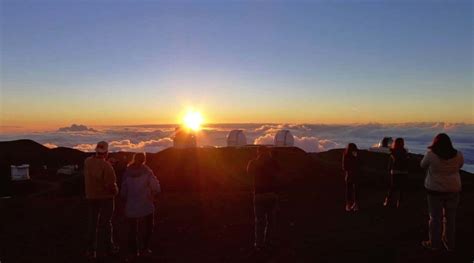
[183, 110, 203, 131]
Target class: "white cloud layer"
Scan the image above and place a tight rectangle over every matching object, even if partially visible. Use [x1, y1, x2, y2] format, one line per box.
[1, 123, 473, 172]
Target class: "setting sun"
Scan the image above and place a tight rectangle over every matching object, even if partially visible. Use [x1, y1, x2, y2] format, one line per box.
[183, 110, 204, 131]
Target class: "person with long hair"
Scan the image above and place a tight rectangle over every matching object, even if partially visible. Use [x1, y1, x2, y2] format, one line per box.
[383, 138, 409, 208]
[121, 153, 161, 261]
[420, 133, 464, 251]
[342, 143, 362, 212]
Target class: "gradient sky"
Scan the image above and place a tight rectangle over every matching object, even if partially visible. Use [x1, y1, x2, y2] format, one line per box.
[1, 0, 473, 131]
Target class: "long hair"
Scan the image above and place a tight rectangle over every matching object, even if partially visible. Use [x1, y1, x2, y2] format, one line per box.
[429, 133, 457, 160]
[391, 138, 406, 152]
[344, 143, 358, 156]
[128, 152, 146, 167]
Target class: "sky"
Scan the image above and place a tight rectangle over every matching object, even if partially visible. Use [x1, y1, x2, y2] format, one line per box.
[1, 0, 473, 131]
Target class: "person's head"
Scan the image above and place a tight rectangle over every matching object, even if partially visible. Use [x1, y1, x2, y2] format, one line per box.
[257, 146, 271, 159]
[391, 138, 405, 151]
[95, 141, 108, 158]
[128, 152, 146, 167]
[344, 143, 358, 156]
[429, 133, 457, 160]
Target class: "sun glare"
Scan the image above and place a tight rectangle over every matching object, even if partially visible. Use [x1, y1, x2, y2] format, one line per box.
[183, 110, 203, 131]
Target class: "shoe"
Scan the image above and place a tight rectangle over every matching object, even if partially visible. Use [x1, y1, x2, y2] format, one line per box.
[345, 203, 352, 212]
[140, 249, 153, 257]
[383, 197, 389, 207]
[84, 250, 97, 260]
[442, 237, 454, 252]
[421, 240, 440, 251]
[106, 244, 120, 256]
[396, 200, 401, 209]
[351, 203, 359, 212]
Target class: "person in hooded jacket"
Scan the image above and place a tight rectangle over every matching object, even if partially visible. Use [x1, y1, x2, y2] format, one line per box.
[420, 133, 464, 251]
[383, 138, 409, 208]
[121, 153, 161, 260]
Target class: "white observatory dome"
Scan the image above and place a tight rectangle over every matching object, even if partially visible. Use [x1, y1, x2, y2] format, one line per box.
[274, 130, 294, 147]
[227, 130, 247, 147]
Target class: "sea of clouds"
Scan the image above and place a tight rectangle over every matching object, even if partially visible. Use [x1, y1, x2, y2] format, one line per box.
[1, 123, 473, 172]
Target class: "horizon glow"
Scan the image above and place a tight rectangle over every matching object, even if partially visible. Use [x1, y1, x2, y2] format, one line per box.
[1, 1, 473, 132]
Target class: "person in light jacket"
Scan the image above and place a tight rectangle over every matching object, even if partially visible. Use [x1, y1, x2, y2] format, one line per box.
[121, 153, 161, 260]
[420, 133, 464, 251]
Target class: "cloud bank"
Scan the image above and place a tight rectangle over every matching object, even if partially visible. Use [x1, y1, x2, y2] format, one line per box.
[1, 122, 473, 172]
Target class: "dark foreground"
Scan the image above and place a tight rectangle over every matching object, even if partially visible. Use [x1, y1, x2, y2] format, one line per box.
[0, 141, 473, 263]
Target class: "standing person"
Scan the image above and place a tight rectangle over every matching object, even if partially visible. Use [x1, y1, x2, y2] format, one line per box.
[421, 133, 464, 251]
[84, 141, 119, 259]
[342, 143, 362, 212]
[383, 138, 409, 208]
[247, 146, 280, 250]
[121, 153, 161, 261]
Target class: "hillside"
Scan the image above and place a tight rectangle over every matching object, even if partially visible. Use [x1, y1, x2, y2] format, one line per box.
[0, 140, 473, 263]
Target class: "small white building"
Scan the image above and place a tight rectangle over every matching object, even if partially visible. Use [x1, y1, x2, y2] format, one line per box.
[274, 130, 294, 147]
[173, 127, 197, 149]
[56, 165, 78, 175]
[227, 130, 247, 147]
[10, 164, 31, 181]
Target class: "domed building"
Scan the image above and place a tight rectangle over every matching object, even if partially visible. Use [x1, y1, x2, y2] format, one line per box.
[226, 130, 247, 147]
[173, 126, 197, 149]
[274, 130, 294, 147]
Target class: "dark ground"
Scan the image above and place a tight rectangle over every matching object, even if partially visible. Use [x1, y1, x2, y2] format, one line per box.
[0, 140, 473, 263]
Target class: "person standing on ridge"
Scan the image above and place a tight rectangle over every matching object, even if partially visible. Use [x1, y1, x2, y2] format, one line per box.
[121, 152, 161, 261]
[247, 146, 280, 250]
[342, 143, 362, 212]
[84, 141, 119, 259]
[421, 133, 464, 251]
[384, 138, 409, 208]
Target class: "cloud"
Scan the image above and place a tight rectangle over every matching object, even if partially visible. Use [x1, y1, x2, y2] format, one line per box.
[58, 124, 98, 133]
[43, 143, 58, 149]
[1, 123, 473, 172]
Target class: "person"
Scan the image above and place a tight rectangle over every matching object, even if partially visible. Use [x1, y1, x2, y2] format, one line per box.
[383, 138, 409, 208]
[84, 141, 119, 259]
[342, 143, 362, 212]
[420, 133, 464, 251]
[247, 146, 280, 250]
[121, 153, 161, 260]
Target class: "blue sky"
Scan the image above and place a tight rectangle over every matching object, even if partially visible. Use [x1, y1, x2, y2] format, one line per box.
[1, 0, 473, 129]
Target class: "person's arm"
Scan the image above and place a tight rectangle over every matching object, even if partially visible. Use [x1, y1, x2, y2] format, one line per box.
[342, 155, 347, 171]
[420, 151, 430, 169]
[388, 155, 394, 171]
[148, 169, 161, 194]
[459, 152, 464, 169]
[120, 174, 128, 200]
[104, 163, 118, 196]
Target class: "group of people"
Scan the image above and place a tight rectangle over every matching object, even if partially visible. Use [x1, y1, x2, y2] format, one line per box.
[83, 132, 465, 260]
[342, 133, 464, 251]
[83, 141, 160, 261]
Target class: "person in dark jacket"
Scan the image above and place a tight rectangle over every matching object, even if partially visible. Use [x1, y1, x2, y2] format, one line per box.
[247, 146, 280, 250]
[342, 143, 362, 212]
[383, 138, 409, 208]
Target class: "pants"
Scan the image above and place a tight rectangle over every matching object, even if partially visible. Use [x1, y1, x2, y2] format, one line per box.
[86, 198, 116, 252]
[345, 174, 358, 205]
[254, 192, 278, 247]
[128, 213, 154, 254]
[386, 173, 406, 202]
[427, 192, 459, 249]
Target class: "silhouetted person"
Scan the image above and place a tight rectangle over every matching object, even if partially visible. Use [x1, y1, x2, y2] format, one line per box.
[247, 146, 279, 250]
[383, 138, 409, 208]
[84, 141, 119, 259]
[121, 153, 160, 261]
[342, 143, 362, 212]
[421, 133, 464, 251]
